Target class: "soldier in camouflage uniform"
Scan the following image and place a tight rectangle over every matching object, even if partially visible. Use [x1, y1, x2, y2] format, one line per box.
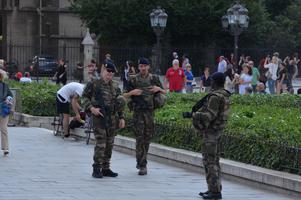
[123, 58, 166, 175]
[82, 61, 126, 178]
[192, 72, 230, 199]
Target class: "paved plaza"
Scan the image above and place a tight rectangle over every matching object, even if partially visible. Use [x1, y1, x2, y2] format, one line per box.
[0, 127, 299, 200]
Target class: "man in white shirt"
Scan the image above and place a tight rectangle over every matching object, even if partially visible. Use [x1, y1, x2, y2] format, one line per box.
[217, 56, 227, 73]
[56, 82, 84, 137]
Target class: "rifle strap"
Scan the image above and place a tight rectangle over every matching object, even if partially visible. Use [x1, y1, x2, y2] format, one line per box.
[93, 82, 102, 103]
[192, 93, 217, 112]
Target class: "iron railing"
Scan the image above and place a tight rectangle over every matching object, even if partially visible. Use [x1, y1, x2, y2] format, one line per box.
[1, 43, 301, 80]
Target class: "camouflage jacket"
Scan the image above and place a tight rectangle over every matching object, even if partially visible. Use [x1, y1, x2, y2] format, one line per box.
[126, 73, 163, 111]
[193, 88, 230, 132]
[82, 78, 125, 124]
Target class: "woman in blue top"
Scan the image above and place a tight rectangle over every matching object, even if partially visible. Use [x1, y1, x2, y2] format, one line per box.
[184, 64, 194, 93]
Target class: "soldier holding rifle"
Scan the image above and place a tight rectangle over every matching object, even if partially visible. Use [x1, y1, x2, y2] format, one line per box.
[82, 61, 126, 178]
[123, 57, 166, 176]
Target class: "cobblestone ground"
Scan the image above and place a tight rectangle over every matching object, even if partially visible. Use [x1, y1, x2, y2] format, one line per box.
[0, 127, 299, 200]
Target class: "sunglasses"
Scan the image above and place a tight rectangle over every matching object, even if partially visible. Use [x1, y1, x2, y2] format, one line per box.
[106, 68, 115, 73]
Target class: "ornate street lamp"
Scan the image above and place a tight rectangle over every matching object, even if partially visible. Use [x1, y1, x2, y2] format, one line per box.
[150, 6, 168, 74]
[222, 1, 249, 68]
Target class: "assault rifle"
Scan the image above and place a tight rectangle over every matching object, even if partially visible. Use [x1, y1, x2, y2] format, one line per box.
[182, 94, 210, 118]
[131, 86, 154, 110]
[94, 88, 110, 129]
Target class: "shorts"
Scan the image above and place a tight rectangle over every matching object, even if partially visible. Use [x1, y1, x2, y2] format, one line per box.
[56, 95, 70, 114]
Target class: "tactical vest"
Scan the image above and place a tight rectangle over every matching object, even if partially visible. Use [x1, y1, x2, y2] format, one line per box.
[209, 91, 230, 131]
[92, 79, 117, 114]
[130, 73, 157, 110]
[193, 90, 230, 132]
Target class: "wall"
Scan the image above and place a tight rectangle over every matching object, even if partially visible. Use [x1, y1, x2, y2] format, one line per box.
[59, 0, 70, 8]
[19, 0, 38, 8]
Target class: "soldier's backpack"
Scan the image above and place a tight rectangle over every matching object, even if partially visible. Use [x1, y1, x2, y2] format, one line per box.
[150, 74, 166, 109]
[153, 92, 166, 109]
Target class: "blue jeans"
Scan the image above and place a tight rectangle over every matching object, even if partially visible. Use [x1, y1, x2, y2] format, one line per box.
[267, 79, 276, 94]
[185, 85, 193, 93]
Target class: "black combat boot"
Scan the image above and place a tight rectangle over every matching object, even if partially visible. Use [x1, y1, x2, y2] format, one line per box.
[202, 192, 222, 199]
[92, 167, 103, 178]
[199, 191, 209, 197]
[102, 169, 118, 177]
[138, 166, 147, 175]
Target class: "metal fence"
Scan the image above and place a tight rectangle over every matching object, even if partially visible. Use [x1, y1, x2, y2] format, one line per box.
[1, 44, 301, 80]
[0, 43, 84, 80]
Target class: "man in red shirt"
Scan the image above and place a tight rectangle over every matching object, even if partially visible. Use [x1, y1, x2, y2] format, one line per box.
[164, 59, 185, 93]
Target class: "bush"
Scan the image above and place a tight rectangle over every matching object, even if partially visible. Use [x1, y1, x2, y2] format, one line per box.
[7, 80, 59, 116]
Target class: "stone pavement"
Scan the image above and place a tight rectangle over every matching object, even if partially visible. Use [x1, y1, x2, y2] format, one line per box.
[0, 127, 299, 200]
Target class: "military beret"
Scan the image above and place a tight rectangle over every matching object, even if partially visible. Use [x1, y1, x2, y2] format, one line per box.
[138, 57, 150, 65]
[210, 72, 225, 85]
[104, 61, 117, 72]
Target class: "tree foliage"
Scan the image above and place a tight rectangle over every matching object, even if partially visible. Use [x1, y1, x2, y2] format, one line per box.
[70, 0, 301, 50]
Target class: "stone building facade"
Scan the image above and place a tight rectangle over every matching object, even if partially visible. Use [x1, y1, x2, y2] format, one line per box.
[0, 0, 86, 72]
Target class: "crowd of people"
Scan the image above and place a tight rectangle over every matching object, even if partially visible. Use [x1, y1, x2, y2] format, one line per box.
[163, 51, 300, 95]
[217, 52, 299, 95]
[0, 59, 33, 83]
[1, 50, 299, 96]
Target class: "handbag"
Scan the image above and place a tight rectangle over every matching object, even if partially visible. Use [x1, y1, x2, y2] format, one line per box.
[0, 83, 12, 117]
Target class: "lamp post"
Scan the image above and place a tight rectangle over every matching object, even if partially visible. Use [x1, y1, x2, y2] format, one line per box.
[222, 1, 249, 68]
[150, 6, 168, 74]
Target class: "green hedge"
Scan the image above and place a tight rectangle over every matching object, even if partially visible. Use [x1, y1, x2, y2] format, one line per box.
[8, 80, 60, 116]
[120, 93, 301, 175]
[8, 80, 301, 174]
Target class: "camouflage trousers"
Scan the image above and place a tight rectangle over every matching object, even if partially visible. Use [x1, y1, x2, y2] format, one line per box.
[133, 110, 155, 168]
[92, 115, 116, 170]
[202, 129, 222, 193]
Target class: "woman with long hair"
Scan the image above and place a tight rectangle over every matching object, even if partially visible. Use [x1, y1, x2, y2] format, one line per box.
[276, 62, 289, 94]
[224, 67, 235, 93]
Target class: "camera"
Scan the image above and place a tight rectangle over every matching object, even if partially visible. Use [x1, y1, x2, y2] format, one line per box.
[182, 112, 193, 118]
